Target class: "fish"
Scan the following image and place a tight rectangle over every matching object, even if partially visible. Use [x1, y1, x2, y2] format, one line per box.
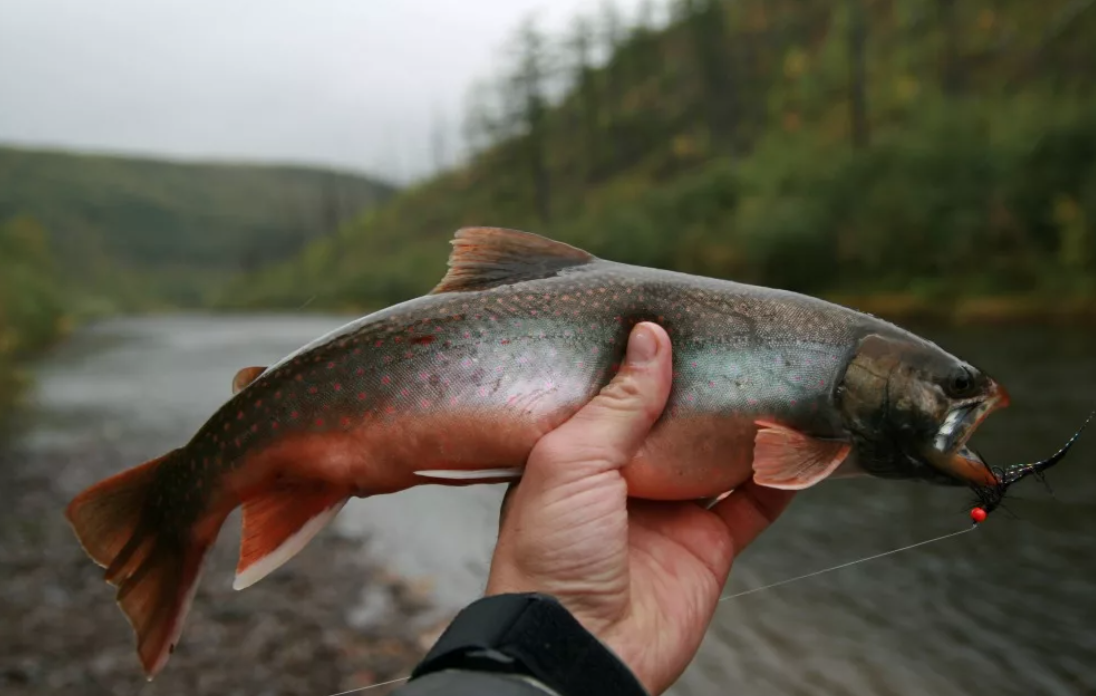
[65, 226, 1011, 677]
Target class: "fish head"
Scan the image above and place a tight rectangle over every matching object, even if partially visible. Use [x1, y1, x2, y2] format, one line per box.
[836, 333, 1009, 486]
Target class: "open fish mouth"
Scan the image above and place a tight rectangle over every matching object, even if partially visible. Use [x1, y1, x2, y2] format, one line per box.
[930, 384, 1011, 485]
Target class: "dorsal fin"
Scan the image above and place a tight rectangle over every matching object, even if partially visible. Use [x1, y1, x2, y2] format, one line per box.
[232, 366, 267, 394]
[431, 227, 596, 294]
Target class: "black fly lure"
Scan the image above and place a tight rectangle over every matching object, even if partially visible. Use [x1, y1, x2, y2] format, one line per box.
[968, 410, 1095, 524]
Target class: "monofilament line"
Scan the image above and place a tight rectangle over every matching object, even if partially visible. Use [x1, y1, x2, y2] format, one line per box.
[325, 676, 410, 695]
[326, 526, 975, 696]
[719, 526, 974, 602]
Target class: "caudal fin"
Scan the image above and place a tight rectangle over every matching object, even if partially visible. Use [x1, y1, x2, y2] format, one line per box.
[65, 450, 217, 679]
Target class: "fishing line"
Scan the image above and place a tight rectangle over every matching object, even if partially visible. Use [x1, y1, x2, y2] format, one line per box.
[719, 525, 974, 602]
[324, 676, 410, 695]
[322, 525, 974, 696]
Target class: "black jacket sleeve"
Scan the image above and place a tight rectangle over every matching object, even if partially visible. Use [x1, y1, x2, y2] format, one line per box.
[390, 593, 649, 696]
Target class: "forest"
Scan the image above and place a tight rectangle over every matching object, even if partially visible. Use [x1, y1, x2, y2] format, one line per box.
[220, 0, 1096, 321]
[0, 146, 395, 311]
[0, 149, 394, 419]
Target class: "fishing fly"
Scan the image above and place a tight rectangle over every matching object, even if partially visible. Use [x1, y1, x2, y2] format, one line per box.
[967, 409, 1095, 525]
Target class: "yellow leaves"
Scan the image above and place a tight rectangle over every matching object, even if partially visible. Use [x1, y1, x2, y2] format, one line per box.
[782, 111, 802, 132]
[672, 133, 701, 159]
[1053, 194, 1088, 270]
[977, 9, 996, 32]
[895, 75, 920, 103]
[783, 48, 808, 79]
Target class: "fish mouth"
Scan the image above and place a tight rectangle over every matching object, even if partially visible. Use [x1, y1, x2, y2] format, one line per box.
[929, 383, 1011, 485]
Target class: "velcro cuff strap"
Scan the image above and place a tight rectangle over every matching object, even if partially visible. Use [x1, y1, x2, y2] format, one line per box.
[410, 593, 649, 696]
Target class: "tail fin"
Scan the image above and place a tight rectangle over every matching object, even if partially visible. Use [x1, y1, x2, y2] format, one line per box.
[65, 450, 218, 679]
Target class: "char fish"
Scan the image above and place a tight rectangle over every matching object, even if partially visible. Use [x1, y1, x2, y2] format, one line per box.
[66, 227, 1009, 676]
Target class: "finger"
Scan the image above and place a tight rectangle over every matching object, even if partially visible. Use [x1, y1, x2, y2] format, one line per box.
[527, 322, 673, 485]
[709, 481, 797, 555]
[498, 481, 520, 533]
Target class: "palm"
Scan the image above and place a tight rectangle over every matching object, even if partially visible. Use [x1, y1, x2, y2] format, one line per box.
[485, 322, 795, 695]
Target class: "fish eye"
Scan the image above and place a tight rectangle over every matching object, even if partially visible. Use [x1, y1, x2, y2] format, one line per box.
[945, 368, 975, 397]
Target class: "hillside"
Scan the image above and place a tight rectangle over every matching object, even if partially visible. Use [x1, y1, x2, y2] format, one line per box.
[0, 146, 396, 309]
[222, 0, 1096, 320]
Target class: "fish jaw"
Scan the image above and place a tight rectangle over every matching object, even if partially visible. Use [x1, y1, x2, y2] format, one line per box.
[929, 381, 1010, 486]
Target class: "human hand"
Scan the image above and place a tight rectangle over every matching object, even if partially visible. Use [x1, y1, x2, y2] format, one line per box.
[485, 322, 797, 695]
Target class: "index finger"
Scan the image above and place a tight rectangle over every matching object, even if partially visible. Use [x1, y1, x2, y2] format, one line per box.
[709, 481, 797, 554]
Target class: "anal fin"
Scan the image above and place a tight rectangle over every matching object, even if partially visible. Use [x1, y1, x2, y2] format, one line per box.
[233, 482, 349, 590]
[752, 420, 851, 490]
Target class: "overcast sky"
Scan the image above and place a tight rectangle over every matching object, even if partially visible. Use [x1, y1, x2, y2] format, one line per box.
[0, 0, 646, 183]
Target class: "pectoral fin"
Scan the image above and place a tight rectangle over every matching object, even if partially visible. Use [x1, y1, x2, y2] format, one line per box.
[751, 421, 851, 490]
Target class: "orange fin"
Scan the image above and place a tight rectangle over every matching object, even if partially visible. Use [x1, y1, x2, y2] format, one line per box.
[751, 421, 851, 490]
[65, 449, 218, 678]
[431, 227, 595, 294]
[233, 483, 349, 590]
[232, 366, 267, 394]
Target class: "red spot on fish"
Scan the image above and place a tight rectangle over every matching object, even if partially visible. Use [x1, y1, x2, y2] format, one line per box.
[413, 335, 435, 346]
[386, 406, 396, 414]
[358, 392, 366, 400]
[334, 383, 342, 392]
[400, 389, 410, 397]
[255, 399, 263, 408]
[290, 411, 299, 419]
[312, 417, 324, 427]
[420, 399, 430, 408]
[709, 381, 715, 388]
[340, 416, 351, 427]
[237, 411, 244, 420]
[328, 361, 336, 369]
[251, 424, 258, 433]
[500, 339, 510, 345]
[353, 347, 362, 355]
[382, 376, 391, 385]
[691, 361, 698, 368]
[375, 340, 384, 347]
[687, 394, 696, 402]
[272, 422, 279, 430]
[308, 386, 318, 394]
[275, 391, 282, 399]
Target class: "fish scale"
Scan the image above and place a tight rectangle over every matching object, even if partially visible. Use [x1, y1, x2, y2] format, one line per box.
[64, 226, 1009, 678]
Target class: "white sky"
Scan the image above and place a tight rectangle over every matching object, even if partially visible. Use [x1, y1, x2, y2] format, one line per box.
[0, 0, 649, 183]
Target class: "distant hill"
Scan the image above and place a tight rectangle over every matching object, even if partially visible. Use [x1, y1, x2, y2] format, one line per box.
[0, 145, 396, 309]
[221, 0, 1096, 320]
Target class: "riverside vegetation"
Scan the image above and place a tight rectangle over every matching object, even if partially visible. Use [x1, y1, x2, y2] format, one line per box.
[218, 0, 1096, 322]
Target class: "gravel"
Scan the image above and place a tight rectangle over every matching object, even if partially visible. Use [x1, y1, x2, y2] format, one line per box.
[0, 437, 447, 696]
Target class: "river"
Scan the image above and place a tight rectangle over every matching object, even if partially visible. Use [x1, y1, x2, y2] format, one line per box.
[11, 314, 1096, 696]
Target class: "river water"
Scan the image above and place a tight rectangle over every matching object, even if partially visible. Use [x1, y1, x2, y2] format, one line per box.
[18, 314, 1096, 696]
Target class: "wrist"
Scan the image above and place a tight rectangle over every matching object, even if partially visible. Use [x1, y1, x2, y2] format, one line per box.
[411, 593, 649, 696]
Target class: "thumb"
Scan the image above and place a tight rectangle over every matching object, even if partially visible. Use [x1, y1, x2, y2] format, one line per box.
[527, 322, 673, 486]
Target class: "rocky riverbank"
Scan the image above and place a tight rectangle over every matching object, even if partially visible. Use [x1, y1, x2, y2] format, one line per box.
[0, 434, 447, 696]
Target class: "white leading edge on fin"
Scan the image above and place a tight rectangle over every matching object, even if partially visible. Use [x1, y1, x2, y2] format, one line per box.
[414, 468, 523, 481]
[232, 499, 347, 591]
